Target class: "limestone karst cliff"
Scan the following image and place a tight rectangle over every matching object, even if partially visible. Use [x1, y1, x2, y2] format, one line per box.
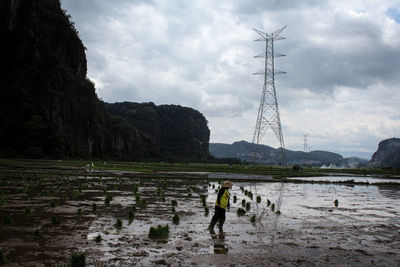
[369, 138, 400, 168]
[0, 0, 210, 160]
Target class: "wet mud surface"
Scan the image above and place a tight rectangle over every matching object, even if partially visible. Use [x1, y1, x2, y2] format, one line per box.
[1, 170, 400, 266]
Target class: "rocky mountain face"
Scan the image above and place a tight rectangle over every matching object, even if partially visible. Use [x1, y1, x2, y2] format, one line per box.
[0, 0, 105, 158]
[105, 102, 209, 160]
[0, 0, 209, 160]
[369, 138, 400, 168]
[209, 141, 345, 166]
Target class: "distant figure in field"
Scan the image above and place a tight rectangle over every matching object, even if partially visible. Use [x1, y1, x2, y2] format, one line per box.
[208, 181, 232, 232]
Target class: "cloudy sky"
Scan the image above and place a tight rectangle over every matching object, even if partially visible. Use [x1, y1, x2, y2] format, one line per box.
[61, 0, 400, 159]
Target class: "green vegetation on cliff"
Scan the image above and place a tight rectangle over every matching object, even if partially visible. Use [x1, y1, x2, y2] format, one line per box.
[105, 102, 209, 160]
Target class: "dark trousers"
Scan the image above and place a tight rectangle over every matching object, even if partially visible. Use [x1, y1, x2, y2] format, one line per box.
[209, 205, 226, 229]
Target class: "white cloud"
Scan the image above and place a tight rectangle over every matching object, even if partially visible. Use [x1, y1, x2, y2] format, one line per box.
[61, 0, 400, 158]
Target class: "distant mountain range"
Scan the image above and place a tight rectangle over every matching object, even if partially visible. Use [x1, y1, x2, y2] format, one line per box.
[210, 138, 400, 168]
[209, 140, 369, 167]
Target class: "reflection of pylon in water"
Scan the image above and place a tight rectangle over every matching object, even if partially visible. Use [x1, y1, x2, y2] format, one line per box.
[252, 183, 264, 244]
[276, 183, 284, 212]
[251, 26, 287, 166]
[252, 182, 283, 245]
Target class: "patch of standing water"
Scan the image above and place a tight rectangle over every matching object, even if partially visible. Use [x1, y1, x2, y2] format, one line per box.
[287, 175, 400, 184]
[209, 181, 400, 253]
[207, 172, 273, 180]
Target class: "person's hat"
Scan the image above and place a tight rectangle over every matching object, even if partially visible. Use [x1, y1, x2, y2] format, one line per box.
[222, 181, 232, 188]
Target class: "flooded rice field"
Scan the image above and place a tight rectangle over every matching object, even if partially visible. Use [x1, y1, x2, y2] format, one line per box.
[0, 172, 399, 266]
[287, 175, 400, 184]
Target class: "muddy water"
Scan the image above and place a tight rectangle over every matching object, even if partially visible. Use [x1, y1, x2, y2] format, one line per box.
[0, 174, 399, 266]
[287, 175, 400, 184]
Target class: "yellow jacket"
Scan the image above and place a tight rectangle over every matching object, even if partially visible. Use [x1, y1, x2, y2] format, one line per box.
[215, 188, 230, 210]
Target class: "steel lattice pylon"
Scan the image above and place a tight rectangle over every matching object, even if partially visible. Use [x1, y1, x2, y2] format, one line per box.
[252, 26, 287, 166]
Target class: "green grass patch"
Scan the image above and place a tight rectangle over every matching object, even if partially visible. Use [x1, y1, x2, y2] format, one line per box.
[33, 229, 42, 238]
[204, 206, 209, 216]
[69, 252, 86, 267]
[200, 195, 207, 207]
[172, 213, 180, 225]
[128, 209, 134, 222]
[94, 234, 102, 243]
[148, 224, 169, 239]
[2, 158, 400, 178]
[104, 193, 112, 206]
[237, 207, 246, 216]
[115, 218, 122, 229]
[0, 249, 6, 264]
[24, 207, 32, 216]
[51, 215, 60, 225]
[135, 193, 141, 203]
[49, 198, 58, 207]
[246, 202, 251, 211]
[71, 190, 80, 199]
[3, 215, 12, 224]
[334, 199, 339, 208]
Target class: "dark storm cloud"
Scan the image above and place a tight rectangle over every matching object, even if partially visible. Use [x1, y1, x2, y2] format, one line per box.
[237, 1, 400, 95]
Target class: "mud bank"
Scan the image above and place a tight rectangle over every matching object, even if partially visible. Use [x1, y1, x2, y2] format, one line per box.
[0, 168, 399, 266]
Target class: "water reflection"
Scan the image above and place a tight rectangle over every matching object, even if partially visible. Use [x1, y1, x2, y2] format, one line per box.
[210, 229, 228, 254]
[378, 185, 400, 199]
[287, 175, 400, 184]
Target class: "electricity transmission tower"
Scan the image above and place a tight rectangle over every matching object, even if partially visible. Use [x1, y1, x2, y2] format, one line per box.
[303, 134, 309, 152]
[251, 26, 287, 166]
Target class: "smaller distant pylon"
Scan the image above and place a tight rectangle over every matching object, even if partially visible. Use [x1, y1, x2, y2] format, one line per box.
[303, 134, 309, 153]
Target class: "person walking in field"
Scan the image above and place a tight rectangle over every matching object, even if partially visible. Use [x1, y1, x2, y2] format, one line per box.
[208, 181, 232, 232]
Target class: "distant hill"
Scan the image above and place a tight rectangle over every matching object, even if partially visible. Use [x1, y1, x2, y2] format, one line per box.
[209, 141, 345, 166]
[369, 138, 400, 168]
[209, 141, 370, 167]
